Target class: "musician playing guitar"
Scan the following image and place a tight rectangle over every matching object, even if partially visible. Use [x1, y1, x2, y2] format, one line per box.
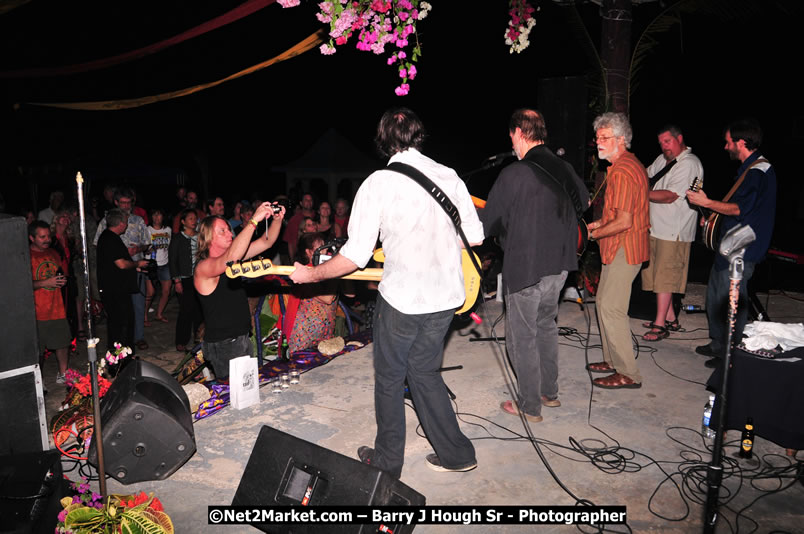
[479, 108, 589, 422]
[291, 108, 484, 477]
[640, 124, 704, 343]
[686, 118, 777, 368]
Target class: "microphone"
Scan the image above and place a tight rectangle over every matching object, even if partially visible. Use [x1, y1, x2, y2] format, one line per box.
[484, 150, 515, 163]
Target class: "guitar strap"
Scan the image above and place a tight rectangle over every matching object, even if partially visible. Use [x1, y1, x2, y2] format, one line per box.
[648, 158, 677, 188]
[720, 158, 769, 203]
[386, 161, 483, 278]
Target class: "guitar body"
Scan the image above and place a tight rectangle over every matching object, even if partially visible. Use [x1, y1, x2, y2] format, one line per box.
[577, 220, 589, 257]
[702, 213, 721, 251]
[371, 248, 481, 316]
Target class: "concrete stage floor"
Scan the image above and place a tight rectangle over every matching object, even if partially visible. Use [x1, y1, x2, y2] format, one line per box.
[43, 281, 803, 533]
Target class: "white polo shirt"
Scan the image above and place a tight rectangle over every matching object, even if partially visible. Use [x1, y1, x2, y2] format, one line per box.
[339, 148, 484, 314]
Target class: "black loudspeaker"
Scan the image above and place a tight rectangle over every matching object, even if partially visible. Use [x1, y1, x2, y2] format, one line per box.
[537, 76, 588, 178]
[0, 215, 39, 373]
[87, 359, 196, 484]
[0, 450, 67, 534]
[627, 275, 682, 322]
[232, 425, 426, 534]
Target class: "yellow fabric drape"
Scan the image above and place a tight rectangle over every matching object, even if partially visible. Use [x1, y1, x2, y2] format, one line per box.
[25, 29, 324, 111]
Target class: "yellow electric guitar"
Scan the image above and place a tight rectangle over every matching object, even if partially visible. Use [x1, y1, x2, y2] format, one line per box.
[225, 249, 482, 316]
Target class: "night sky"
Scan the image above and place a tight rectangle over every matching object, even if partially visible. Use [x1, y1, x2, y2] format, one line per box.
[1, 0, 801, 251]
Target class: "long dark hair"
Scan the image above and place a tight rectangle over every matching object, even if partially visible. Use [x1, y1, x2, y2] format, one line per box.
[295, 232, 326, 265]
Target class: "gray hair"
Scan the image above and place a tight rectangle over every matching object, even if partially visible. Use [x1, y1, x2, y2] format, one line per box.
[593, 112, 633, 149]
[106, 208, 128, 228]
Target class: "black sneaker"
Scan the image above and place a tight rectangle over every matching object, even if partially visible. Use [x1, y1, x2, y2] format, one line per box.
[425, 454, 477, 473]
[357, 446, 374, 466]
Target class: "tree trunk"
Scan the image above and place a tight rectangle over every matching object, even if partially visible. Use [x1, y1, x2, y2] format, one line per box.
[600, 0, 632, 114]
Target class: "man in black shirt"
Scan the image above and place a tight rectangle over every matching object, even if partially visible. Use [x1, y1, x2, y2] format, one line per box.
[481, 108, 588, 422]
[97, 209, 149, 352]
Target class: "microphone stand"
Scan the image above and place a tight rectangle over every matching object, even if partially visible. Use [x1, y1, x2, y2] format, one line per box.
[76, 173, 107, 499]
[704, 225, 755, 533]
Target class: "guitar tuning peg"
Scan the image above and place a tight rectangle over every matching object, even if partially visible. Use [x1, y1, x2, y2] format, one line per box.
[242, 264, 251, 273]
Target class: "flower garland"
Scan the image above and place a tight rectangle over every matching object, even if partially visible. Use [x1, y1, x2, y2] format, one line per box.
[277, 0, 431, 95]
[505, 0, 538, 54]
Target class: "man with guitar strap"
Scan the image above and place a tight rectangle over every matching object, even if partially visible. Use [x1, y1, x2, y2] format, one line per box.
[640, 124, 704, 342]
[291, 108, 484, 477]
[687, 118, 777, 368]
[586, 112, 650, 390]
[479, 108, 588, 422]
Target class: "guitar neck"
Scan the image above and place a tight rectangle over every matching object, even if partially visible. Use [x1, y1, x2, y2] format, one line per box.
[265, 264, 383, 282]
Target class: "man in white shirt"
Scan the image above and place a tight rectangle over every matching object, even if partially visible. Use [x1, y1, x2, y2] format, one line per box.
[291, 108, 484, 477]
[640, 125, 703, 341]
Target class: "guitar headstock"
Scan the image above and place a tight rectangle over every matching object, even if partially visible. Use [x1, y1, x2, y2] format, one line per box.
[225, 257, 275, 279]
[689, 176, 701, 192]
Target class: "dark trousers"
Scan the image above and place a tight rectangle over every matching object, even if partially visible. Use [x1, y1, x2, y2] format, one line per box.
[705, 261, 755, 354]
[371, 294, 476, 478]
[101, 289, 134, 352]
[175, 277, 203, 347]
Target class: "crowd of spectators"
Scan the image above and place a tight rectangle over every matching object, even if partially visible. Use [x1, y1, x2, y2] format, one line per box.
[8, 182, 354, 383]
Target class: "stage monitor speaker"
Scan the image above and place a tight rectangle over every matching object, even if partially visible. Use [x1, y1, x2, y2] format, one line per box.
[537, 76, 588, 178]
[0, 449, 67, 534]
[0, 215, 39, 374]
[0, 365, 48, 456]
[87, 359, 196, 485]
[232, 425, 426, 534]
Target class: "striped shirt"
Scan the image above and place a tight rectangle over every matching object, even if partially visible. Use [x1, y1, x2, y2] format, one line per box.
[598, 151, 650, 265]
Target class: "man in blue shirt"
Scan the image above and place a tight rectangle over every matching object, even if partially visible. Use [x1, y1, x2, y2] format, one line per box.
[687, 118, 777, 368]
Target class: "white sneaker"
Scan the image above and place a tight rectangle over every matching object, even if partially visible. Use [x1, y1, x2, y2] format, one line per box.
[56, 373, 66, 385]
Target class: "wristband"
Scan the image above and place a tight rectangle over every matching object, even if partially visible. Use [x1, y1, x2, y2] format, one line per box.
[249, 218, 258, 228]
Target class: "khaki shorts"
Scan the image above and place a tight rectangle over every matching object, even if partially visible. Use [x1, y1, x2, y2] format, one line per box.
[641, 236, 691, 294]
[37, 318, 72, 352]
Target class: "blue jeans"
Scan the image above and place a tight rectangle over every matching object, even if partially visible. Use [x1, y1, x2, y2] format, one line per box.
[504, 271, 567, 416]
[132, 273, 146, 343]
[371, 295, 476, 478]
[705, 261, 755, 354]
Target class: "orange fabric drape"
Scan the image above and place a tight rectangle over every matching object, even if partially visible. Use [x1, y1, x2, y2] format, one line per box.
[25, 30, 325, 111]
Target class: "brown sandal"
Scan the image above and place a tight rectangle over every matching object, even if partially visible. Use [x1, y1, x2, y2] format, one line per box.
[586, 361, 614, 373]
[592, 373, 642, 389]
[642, 324, 669, 342]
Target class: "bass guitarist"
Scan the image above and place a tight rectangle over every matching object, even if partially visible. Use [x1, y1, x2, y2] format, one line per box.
[686, 118, 777, 368]
[291, 107, 484, 478]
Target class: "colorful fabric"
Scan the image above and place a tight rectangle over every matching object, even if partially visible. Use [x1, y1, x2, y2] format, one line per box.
[288, 293, 337, 354]
[28, 30, 324, 110]
[598, 151, 650, 265]
[193, 329, 371, 421]
[1, 0, 279, 79]
[30, 248, 67, 321]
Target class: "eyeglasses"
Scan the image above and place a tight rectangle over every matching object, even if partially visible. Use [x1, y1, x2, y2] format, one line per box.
[595, 135, 617, 143]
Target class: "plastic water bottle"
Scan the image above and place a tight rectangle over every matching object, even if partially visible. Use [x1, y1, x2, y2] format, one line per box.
[702, 394, 716, 440]
[683, 304, 704, 313]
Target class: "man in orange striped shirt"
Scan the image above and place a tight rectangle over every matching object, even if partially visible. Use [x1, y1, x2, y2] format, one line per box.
[586, 112, 650, 389]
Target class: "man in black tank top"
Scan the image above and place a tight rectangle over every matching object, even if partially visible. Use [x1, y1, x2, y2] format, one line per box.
[194, 203, 285, 379]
